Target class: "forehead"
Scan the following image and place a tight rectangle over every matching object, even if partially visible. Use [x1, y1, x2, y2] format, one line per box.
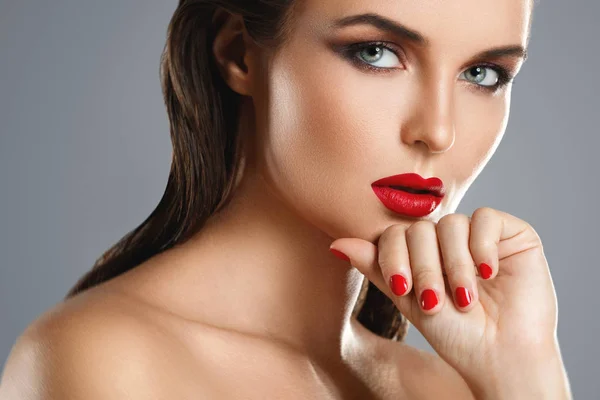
[296, 0, 532, 51]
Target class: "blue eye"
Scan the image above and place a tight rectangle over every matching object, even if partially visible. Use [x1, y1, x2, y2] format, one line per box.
[356, 44, 401, 69]
[337, 41, 403, 73]
[337, 41, 514, 93]
[460, 66, 498, 86]
[459, 65, 513, 93]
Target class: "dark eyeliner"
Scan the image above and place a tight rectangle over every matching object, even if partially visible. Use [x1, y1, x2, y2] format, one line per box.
[336, 41, 515, 93]
[466, 63, 515, 94]
[336, 41, 403, 74]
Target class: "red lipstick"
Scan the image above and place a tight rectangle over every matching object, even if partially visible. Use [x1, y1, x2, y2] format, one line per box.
[371, 173, 445, 218]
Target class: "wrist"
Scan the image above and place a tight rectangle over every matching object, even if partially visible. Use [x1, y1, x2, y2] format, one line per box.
[468, 341, 572, 400]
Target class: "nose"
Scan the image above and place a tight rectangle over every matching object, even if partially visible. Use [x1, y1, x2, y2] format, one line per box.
[401, 80, 455, 154]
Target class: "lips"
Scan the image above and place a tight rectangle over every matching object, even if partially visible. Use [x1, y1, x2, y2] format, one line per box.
[371, 173, 445, 217]
[372, 173, 445, 197]
[387, 186, 434, 195]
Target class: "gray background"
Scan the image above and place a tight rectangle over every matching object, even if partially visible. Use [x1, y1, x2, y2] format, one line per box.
[1, 0, 598, 397]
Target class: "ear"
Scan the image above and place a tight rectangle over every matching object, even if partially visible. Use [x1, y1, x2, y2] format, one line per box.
[211, 8, 258, 96]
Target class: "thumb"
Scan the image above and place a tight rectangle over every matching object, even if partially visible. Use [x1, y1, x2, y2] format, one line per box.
[329, 238, 388, 296]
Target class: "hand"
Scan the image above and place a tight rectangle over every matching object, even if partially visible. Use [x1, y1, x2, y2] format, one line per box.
[330, 207, 563, 394]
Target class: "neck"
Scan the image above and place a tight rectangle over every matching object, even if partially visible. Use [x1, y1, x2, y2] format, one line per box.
[172, 160, 366, 366]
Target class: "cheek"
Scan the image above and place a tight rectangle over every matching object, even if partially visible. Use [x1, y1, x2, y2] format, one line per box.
[263, 50, 413, 173]
[267, 65, 379, 162]
[454, 90, 511, 178]
[253, 56, 396, 239]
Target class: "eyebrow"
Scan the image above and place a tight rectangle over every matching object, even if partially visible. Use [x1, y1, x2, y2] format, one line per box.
[331, 13, 528, 61]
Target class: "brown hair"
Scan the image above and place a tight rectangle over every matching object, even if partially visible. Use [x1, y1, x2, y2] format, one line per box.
[65, 0, 408, 342]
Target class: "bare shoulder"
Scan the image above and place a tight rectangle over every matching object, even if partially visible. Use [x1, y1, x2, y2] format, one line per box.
[0, 288, 217, 400]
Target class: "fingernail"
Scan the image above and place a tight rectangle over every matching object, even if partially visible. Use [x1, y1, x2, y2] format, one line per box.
[329, 248, 350, 262]
[455, 287, 472, 308]
[390, 274, 408, 296]
[479, 263, 493, 279]
[420, 289, 438, 310]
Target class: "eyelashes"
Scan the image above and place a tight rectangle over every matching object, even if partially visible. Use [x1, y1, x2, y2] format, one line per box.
[336, 41, 515, 94]
[338, 41, 404, 73]
[459, 64, 514, 94]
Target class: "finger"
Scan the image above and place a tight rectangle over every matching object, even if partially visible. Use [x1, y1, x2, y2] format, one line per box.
[436, 213, 478, 312]
[469, 207, 540, 279]
[377, 224, 413, 299]
[330, 233, 419, 324]
[329, 238, 388, 295]
[405, 220, 445, 315]
[468, 208, 500, 280]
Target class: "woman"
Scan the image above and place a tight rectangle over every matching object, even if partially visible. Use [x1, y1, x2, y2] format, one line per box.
[0, 0, 572, 398]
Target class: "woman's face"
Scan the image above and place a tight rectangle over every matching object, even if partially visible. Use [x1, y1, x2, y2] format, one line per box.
[249, 0, 531, 241]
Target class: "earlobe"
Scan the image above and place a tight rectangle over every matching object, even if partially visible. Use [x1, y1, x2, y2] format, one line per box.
[211, 9, 254, 96]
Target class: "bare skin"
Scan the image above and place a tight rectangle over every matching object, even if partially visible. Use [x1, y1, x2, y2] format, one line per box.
[1, 263, 475, 399]
[1, 0, 533, 398]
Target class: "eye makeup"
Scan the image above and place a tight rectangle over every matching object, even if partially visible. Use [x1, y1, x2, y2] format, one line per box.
[331, 40, 517, 94]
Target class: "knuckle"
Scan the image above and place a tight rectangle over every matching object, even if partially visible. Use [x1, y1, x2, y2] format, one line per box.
[378, 253, 402, 271]
[406, 220, 434, 236]
[521, 224, 544, 249]
[472, 206, 496, 220]
[437, 213, 468, 227]
[476, 237, 497, 250]
[443, 260, 475, 277]
[381, 223, 407, 240]
[411, 267, 440, 286]
[469, 235, 497, 262]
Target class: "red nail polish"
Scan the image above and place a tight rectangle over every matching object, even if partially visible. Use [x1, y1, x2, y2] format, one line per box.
[455, 287, 472, 308]
[479, 263, 493, 279]
[420, 289, 438, 310]
[390, 274, 408, 296]
[329, 248, 350, 262]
